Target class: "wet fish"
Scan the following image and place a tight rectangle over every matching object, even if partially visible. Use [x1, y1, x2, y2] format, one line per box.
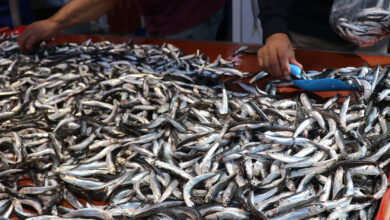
[0, 37, 386, 219]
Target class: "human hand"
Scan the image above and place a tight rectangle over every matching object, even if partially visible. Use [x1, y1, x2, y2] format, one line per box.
[257, 33, 302, 78]
[17, 19, 60, 53]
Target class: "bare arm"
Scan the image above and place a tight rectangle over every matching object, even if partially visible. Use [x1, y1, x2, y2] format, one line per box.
[18, 0, 119, 53]
[49, 0, 119, 30]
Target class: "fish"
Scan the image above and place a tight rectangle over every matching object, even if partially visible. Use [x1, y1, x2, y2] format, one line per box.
[0, 36, 387, 219]
[332, 5, 390, 47]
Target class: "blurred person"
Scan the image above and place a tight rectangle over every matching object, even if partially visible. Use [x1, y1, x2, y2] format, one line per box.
[18, 0, 226, 53]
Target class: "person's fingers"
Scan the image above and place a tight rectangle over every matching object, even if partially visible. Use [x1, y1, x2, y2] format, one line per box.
[277, 47, 290, 78]
[17, 35, 25, 52]
[257, 49, 264, 68]
[287, 46, 302, 69]
[290, 59, 303, 70]
[17, 30, 31, 53]
[17, 21, 54, 53]
[18, 26, 37, 53]
[262, 49, 270, 76]
[258, 57, 264, 68]
[268, 46, 282, 78]
[25, 33, 38, 53]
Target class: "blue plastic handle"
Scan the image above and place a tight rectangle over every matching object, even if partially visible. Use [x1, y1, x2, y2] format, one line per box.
[291, 79, 358, 91]
[288, 63, 360, 91]
[289, 64, 302, 78]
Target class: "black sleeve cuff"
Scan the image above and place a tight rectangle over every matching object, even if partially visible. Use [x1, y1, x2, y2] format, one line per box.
[261, 16, 289, 44]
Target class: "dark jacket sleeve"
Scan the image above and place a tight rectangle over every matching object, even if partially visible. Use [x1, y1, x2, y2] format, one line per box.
[258, 0, 293, 43]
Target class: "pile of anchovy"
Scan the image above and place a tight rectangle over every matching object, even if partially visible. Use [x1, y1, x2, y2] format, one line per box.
[331, 2, 390, 47]
[0, 37, 389, 220]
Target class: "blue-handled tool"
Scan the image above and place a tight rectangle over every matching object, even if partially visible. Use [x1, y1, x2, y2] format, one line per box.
[289, 64, 359, 92]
